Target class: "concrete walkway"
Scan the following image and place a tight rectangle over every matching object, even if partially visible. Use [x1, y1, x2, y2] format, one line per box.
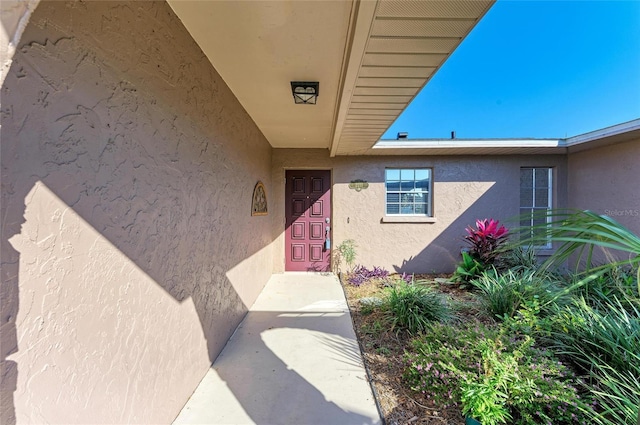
[173, 273, 382, 425]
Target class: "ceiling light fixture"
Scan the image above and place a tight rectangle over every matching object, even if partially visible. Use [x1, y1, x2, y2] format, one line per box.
[291, 81, 319, 105]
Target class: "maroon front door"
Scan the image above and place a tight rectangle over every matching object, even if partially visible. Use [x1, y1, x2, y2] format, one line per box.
[285, 170, 331, 271]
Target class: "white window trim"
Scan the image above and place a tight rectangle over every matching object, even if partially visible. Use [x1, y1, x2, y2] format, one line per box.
[520, 167, 553, 250]
[384, 168, 433, 218]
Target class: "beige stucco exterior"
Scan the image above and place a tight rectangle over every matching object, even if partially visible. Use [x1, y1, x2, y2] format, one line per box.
[1, 1, 638, 424]
[1, 1, 273, 423]
[272, 150, 568, 274]
[568, 138, 640, 236]
[567, 138, 640, 266]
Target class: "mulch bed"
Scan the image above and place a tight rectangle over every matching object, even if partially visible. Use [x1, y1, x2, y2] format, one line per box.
[341, 274, 491, 425]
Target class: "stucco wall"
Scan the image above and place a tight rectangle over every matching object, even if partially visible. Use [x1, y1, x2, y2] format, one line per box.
[568, 138, 640, 245]
[1, 2, 273, 424]
[272, 150, 567, 274]
[0, 0, 40, 85]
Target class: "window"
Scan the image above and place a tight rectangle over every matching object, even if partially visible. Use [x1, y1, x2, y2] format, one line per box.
[520, 167, 552, 248]
[385, 168, 432, 216]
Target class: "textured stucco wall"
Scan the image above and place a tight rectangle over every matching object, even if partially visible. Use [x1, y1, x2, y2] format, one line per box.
[272, 150, 567, 274]
[0, 0, 40, 85]
[1, 1, 273, 424]
[568, 139, 640, 238]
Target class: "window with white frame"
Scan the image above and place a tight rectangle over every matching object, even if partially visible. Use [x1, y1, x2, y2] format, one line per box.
[520, 167, 553, 248]
[385, 168, 432, 216]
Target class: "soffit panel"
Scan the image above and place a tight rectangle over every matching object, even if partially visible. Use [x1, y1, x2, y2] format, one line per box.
[367, 37, 462, 54]
[345, 118, 395, 124]
[330, 0, 495, 156]
[169, 0, 495, 154]
[349, 109, 403, 116]
[371, 18, 478, 37]
[358, 66, 435, 78]
[362, 53, 447, 67]
[353, 86, 421, 96]
[376, 0, 493, 19]
[350, 102, 406, 109]
[351, 95, 414, 103]
[168, 0, 352, 149]
[356, 77, 425, 87]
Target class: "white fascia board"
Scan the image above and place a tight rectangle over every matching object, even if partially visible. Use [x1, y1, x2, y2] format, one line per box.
[373, 139, 563, 149]
[562, 118, 640, 147]
[374, 118, 640, 151]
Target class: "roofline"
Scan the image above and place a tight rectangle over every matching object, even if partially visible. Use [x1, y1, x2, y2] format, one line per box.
[374, 138, 562, 150]
[563, 118, 640, 147]
[373, 118, 640, 152]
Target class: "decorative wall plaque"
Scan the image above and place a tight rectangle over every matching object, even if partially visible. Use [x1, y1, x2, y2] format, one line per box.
[251, 181, 268, 216]
[348, 179, 369, 192]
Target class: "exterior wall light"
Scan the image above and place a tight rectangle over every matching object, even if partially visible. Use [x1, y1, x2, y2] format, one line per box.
[291, 81, 319, 104]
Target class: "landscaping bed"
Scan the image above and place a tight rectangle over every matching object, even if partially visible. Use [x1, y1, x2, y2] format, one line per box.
[343, 275, 482, 424]
[336, 213, 640, 425]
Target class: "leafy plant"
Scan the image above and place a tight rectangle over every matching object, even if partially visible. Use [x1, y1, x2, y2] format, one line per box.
[546, 293, 640, 425]
[587, 362, 640, 425]
[405, 323, 595, 424]
[358, 296, 384, 314]
[465, 218, 509, 265]
[513, 209, 640, 295]
[508, 209, 640, 425]
[575, 266, 638, 311]
[458, 339, 521, 425]
[498, 246, 538, 273]
[471, 268, 564, 320]
[384, 282, 451, 334]
[335, 239, 357, 273]
[347, 265, 389, 286]
[503, 295, 554, 339]
[451, 251, 486, 284]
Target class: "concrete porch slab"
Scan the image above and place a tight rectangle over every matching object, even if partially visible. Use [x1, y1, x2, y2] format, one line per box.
[173, 273, 381, 425]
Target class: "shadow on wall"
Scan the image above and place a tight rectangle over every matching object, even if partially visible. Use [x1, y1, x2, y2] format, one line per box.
[326, 155, 525, 275]
[1, 1, 272, 423]
[393, 183, 508, 274]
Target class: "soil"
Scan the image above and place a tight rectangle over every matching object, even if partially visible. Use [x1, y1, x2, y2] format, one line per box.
[341, 274, 493, 425]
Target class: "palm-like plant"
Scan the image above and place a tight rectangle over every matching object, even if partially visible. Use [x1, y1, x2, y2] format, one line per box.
[513, 209, 640, 295]
[511, 209, 640, 425]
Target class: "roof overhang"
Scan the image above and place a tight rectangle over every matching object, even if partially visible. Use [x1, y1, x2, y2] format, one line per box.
[369, 118, 640, 155]
[167, 0, 495, 156]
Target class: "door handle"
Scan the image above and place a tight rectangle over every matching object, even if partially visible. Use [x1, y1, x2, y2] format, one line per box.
[325, 225, 331, 250]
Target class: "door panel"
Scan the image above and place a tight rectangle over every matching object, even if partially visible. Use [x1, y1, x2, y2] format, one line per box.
[285, 170, 331, 271]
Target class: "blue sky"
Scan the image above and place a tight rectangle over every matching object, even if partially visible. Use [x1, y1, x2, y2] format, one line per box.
[381, 0, 640, 140]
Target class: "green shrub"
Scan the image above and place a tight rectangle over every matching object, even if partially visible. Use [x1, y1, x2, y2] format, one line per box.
[550, 296, 640, 425]
[498, 246, 538, 273]
[551, 296, 639, 376]
[471, 268, 563, 320]
[589, 362, 640, 425]
[511, 209, 640, 295]
[508, 209, 640, 424]
[451, 251, 486, 284]
[383, 282, 450, 334]
[576, 266, 638, 311]
[404, 323, 594, 424]
[335, 239, 357, 272]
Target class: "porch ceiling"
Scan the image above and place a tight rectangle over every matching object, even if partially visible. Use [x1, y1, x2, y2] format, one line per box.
[167, 0, 494, 156]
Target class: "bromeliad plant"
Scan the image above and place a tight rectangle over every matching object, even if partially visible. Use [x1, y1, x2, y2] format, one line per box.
[465, 219, 509, 265]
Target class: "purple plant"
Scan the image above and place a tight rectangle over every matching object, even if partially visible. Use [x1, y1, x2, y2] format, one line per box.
[464, 218, 509, 265]
[348, 265, 390, 286]
[400, 272, 413, 284]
